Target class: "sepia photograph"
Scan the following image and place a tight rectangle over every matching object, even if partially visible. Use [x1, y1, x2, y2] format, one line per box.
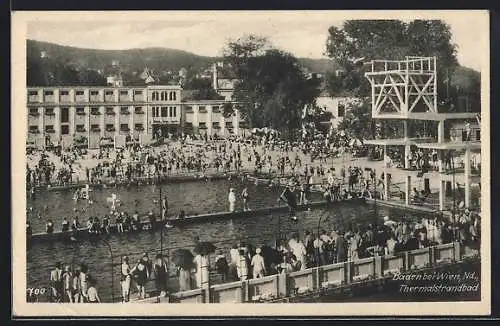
[11, 10, 490, 316]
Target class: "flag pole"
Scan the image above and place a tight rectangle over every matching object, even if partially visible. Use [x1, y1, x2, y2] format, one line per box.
[160, 186, 163, 256]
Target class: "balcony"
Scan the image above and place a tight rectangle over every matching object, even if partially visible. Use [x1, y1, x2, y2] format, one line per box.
[120, 109, 130, 115]
[59, 94, 72, 102]
[105, 110, 116, 116]
[135, 126, 145, 132]
[45, 110, 55, 116]
[44, 95, 55, 102]
[91, 110, 101, 116]
[104, 93, 115, 102]
[91, 127, 101, 133]
[76, 109, 86, 116]
[28, 95, 39, 103]
[450, 127, 481, 142]
[76, 126, 86, 133]
[89, 95, 101, 102]
[29, 111, 39, 117]
[105, 126, 116, 132]
[45, 128, 56, 134]
[119, 93, 130, 102]
[134, 108, 144, 114]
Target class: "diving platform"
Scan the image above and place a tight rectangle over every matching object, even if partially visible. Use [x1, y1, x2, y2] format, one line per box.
[365, 56, 438, 119]
[364, 56, 481, 211]
[416, 141, 481, 150]
[364, 137, 434, 146]
[366, 112, 478, 121]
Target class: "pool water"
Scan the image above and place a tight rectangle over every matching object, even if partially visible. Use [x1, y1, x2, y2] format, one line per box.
[27, 201, 431, 302]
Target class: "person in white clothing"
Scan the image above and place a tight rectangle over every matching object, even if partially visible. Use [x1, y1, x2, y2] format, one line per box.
[120, 256, 131, 302]
[193, 254, 209, 288]
[327, 171, 335, 186]
[292, 240, 307, 270]
[228, 244, 240, 280]
[251, 248, 266, 279]
[86, 279, 101, 303]
[236, 249, 248, 281]
[228, 188, 236, 212]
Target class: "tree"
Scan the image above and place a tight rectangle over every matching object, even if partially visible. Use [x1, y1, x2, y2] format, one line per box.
[338, 99, 375, 140]
[78, 69, 107, 86]
[183, 77, 224, 101]
[222, 102, 234, 118]
[223, 35, 320, 138]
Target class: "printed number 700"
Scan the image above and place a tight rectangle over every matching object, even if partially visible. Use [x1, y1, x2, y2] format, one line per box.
[27, 288, 47, 296]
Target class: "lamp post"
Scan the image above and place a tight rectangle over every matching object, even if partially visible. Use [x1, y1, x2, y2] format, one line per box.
[316, 214, 327, 267]
[373, 168, 377, 218]
[450, 150, 457, 242]
[160, 186, 163, 256]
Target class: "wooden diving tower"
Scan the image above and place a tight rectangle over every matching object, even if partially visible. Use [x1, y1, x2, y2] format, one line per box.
[364, 56, 481, 211]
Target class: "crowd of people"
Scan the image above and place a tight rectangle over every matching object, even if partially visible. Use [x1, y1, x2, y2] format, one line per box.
[26, 129, 365, 192]
[37, 203, 479, 303]
[27, 129, 482, 303]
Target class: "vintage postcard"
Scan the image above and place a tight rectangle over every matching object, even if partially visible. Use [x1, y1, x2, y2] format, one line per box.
[11, 10, 490, 317]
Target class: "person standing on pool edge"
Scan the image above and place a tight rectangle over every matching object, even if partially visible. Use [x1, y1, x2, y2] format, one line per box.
[241, 186, 250, 211]
[228, 188, 236, 212]
[161, 195, 168, 223]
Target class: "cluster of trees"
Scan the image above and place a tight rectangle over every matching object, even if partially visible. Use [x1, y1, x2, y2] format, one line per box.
[182, 78, 225, 101]
[27, 57, 107, 86]
[222, 35, 321, 138]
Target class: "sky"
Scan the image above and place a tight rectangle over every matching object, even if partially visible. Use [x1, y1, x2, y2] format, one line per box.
[24, 11, 488, 71]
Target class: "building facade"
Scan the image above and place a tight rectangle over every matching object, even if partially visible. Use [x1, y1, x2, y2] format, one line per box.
[315, 96, 358, 130]
[26, 85, 243, 149]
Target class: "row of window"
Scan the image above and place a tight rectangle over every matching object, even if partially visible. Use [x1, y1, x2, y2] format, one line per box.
[28, 89, 179, 103]
[29, 123, 146, 134]
[185, 106, 221, 113]
[29, 105, 229, 116]
[151, 91, 177, 101]
[190, 122, 233, 129]
[29, 90, 145, 96]
[29, 121, 242, 134]
[29, 107, 146, 116]
[151, 106, 178, 118]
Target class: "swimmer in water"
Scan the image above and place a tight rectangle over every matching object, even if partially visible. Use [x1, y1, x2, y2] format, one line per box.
[73, 189, 80, 202]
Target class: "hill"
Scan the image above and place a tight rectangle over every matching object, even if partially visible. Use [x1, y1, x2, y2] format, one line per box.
[27, 40, 336, 86]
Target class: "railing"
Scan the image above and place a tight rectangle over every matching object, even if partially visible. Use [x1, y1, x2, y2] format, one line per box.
[138, 241, 478, 304]
[368, 57, 436, 74]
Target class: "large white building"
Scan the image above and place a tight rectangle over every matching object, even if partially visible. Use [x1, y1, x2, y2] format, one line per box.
[26, 85, 243, 149]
